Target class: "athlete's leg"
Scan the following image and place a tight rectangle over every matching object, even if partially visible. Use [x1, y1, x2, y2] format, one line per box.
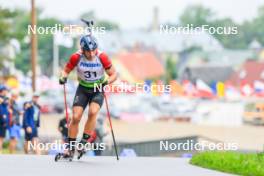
[77, 92, 103, 158]
[68, 106, 84, 138]
[84, 102, 101, 134]
[76, 102, 100, 156]
[64, 106, 84, 156]
[60, 85, 102, 160]
[64, 85, 89, 157]
[69, 85, 89, 139]
[84, 91, 104, 136]
[81, 91, 104, 144]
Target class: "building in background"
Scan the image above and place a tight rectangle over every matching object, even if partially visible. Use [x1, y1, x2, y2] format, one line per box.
[180, 66, 234, 85]
[113, 52, 165, 83]
[229, 60, 264, 87]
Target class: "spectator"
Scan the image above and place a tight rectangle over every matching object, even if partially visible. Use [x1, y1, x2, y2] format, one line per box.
[58, 116, 68, 143]
[23, 92, 41, 154]
[8, 90, 22, 154]
[94, 116, 108, 156]
[32, 92, 41, 137]
[0, 85, 9, 154]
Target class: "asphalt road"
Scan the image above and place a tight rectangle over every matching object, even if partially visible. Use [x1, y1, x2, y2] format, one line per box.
[40, 114, 264, 151]
[0, 155, 235, 176]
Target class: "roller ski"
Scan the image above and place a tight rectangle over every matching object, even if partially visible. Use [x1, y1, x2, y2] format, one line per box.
[54, 151, 74, 162]
[77, 148, 86, 160]
[55, 141, 76, 162]
[76, 139, 90, 160]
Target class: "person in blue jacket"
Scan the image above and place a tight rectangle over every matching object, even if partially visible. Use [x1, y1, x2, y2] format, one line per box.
[32, 92, 41, 135]
[0, 85, 9, 154]
[23, 92, 41, 154]
[8, 90, 22, 154]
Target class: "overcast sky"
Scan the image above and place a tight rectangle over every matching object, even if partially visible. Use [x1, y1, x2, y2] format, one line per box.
[0, 0, 263, 29]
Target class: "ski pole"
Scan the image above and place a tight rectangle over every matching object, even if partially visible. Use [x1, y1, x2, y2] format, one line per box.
[104, 93, 119, 161]
[63, 84, 69, 128]
[81, 19, 94, 34]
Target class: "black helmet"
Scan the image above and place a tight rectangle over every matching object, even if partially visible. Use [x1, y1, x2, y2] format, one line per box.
[80, 35, 98, 51]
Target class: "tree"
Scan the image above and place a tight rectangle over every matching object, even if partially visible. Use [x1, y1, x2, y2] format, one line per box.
[165, 55, 177, 84]
[0, 7, 17, 70]
[0, 7, 17, 42]
[13, 9, 120, 75]
[241, 5, 264, 46]
[180, 4, 214, 27]
[179, 4, 248, 49]
[12, 9, 77, 75]
[210, 18, 247, 49]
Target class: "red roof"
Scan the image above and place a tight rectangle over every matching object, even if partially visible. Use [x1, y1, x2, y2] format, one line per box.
[117, 52, 165, 80]
[229, 60, 264, 86]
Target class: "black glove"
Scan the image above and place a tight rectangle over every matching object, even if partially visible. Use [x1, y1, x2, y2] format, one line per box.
[59, 77, 67, 85]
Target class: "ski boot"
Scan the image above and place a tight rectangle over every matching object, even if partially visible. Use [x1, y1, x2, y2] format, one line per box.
[77, 132, 97, 160]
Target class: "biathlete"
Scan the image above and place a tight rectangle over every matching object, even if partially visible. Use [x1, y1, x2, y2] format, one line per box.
[56, 34, 117, 161]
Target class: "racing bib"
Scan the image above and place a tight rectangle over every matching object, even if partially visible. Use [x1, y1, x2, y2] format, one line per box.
[76, 53, 106, 87]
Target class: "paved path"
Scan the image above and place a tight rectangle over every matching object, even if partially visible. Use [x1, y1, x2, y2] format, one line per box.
[40, 114, 264, 151]
[0, 155, 236, 176]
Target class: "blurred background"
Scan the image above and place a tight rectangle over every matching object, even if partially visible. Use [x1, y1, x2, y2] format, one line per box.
[0, 0, 264, 157]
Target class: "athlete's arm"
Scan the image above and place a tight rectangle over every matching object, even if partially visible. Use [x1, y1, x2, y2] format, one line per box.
[105, 66, 117, 84]
[99, 52, 117, 84]
[62, 53, 81, 76]
[59, 52, 81, 84]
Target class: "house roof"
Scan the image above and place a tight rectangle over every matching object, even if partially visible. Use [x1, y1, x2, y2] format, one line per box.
[177, 49, 255, 77]
[184, 49, 254, 67]
[180, 66, 234, 84]
[229, 60, 264, 86]
[116, 52, 165, 81]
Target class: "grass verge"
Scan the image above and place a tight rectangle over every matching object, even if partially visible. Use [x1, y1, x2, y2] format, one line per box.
[190, 151, 264, 176]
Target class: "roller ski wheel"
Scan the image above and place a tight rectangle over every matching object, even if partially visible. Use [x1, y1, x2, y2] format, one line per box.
[54, 152, 74, 162]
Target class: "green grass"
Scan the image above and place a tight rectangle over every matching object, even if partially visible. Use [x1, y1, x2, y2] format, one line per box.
[190, 151, 264, 176]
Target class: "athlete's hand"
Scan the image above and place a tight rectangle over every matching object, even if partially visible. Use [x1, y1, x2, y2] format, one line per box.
[102, 80, 108, 87]
[26, 127, 32, 134]
[59, 77, 67, 85]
